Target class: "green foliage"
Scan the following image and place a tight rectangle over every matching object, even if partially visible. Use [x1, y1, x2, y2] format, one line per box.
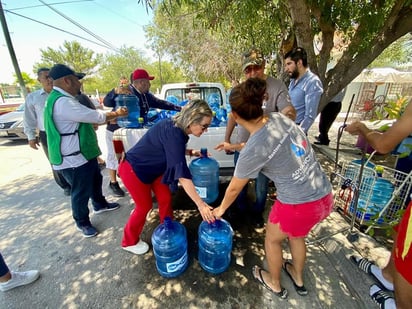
[13, 72, 36, 89]
[370, 33, 412, 68]
[34, 40, 102, 77]
[147, 0, 412, 110]
[82, 46, 186, 96]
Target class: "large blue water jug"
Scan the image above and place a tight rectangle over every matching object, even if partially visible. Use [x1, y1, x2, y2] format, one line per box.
[198, 219, 233, 274]
[189, 148, 219, 203]
[151, 217, 188, 278]
[115, 94, 141, 128]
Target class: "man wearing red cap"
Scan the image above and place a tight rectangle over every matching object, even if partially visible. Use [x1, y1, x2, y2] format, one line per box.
[103, 69, 182, 197]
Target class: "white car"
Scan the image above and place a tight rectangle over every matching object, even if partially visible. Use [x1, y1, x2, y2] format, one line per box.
[0, 103, 27, 140]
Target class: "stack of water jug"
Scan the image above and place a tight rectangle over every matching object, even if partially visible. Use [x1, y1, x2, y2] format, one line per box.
[115, 94, 230, 128]
[151, 148, 234, 278]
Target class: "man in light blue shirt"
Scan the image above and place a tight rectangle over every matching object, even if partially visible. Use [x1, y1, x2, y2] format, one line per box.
[284, 47, 323, 134]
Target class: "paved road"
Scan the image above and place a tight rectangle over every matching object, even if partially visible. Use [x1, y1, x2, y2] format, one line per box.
[0, 123, 389, 308]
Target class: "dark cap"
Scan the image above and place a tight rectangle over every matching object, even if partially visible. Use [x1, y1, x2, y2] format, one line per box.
[242, 48, 264, 71]
[37, 67, 50, 74]
[132, 68, 154, 81]
[49, 64, 85, 80]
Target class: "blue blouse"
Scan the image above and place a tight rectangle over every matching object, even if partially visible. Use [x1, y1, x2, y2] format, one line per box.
[125, 119, 191, 188]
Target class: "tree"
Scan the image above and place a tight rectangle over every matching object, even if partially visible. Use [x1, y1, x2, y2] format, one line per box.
[370, 33, 412, 68]
[34, 40, 102, 78]
[145, 3, 244, 86]
[143, 0, 412, 111]
[83, 46, 187, 95]
[13, 72, 36, 90]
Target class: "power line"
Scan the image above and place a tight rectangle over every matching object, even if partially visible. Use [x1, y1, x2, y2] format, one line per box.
[4, 9, 116, 50]
[6, 0, 93, 11]
[38, 0, 119, 52]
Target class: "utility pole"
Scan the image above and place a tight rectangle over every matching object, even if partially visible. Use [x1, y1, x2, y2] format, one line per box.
[0, 1, 28, 99]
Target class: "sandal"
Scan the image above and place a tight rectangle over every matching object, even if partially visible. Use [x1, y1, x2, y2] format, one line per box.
[350, 256, 394, 291]
[252, 265, 288, 299]
[370, 284, 394, 309]
[283, 261, 308, 296]
[350, 255, 374, 274]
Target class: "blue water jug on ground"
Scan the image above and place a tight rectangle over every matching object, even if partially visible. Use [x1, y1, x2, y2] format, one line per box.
[198, 219, 233, 274]
[189, 148, 219, 203]
[151, 217, 188, 278]
[115, 94, 141, 128]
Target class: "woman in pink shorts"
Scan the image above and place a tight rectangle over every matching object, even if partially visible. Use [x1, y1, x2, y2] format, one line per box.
[214, 78, 333, 299]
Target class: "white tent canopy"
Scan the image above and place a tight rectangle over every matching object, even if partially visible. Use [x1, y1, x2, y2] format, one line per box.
[352, 68, 412, 83]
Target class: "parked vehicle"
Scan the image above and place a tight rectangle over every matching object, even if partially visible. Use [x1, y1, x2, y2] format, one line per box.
[113, 82, 236, 172]
[0, 103, 28, 140]
[0, 102, 22, 115]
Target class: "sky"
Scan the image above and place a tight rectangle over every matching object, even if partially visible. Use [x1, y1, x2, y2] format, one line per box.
[0, 0, 153, 83]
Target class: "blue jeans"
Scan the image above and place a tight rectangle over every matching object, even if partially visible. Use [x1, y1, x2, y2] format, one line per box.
[234, 151, 269, 214]
[59, 159, 108, 227]
[0, 253, 9, 277]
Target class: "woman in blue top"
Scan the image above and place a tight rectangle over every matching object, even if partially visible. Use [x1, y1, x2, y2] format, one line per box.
[119, 99, 215, 255]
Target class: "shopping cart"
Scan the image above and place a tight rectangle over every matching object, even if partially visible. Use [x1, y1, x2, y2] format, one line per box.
[334, 152, 412, 231]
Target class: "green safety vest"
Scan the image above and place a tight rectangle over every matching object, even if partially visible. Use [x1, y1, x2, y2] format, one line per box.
[44, 90, 101, 165]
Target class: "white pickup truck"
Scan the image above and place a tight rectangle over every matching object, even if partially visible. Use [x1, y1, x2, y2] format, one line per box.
[113, 82, 236, 173]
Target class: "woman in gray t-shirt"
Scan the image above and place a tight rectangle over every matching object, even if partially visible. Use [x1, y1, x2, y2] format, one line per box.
[214, 78, 333, 299]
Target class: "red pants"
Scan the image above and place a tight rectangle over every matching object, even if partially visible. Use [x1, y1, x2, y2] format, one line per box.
[118, 160, 173, 247]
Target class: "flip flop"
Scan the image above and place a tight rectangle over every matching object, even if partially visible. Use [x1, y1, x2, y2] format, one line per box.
[252, 265, 288, 299]
[282, 261, 308, 296]
[370, 284, 394, 309]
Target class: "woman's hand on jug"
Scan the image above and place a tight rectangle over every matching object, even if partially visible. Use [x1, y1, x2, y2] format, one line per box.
[197, 202, 215, 223]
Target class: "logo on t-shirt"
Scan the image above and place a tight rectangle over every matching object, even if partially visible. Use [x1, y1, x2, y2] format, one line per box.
[290, 136, 307, 157]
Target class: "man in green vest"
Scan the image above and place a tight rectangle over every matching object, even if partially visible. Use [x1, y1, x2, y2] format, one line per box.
[44, 64, 128, 238]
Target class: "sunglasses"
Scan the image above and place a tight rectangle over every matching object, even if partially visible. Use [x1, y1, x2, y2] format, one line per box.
[199, 123, 210, 131]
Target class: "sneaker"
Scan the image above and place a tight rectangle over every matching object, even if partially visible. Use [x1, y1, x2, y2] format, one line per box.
[76, 224, 98, 238]
[93, 202, 120, 214]
[0, 270, 40, 292]
[122, 240, 149, 255]
[109, 181, 125, 197]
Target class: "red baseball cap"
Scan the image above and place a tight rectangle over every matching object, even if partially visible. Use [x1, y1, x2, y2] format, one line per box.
[132, 68, 155, 81]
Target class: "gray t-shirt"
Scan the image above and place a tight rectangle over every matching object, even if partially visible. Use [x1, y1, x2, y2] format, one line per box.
[236, 76, 292, 143]
[235, 113, 332, 204]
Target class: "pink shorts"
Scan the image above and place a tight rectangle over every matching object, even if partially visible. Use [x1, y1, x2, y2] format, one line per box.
[269, 193, 334, 238]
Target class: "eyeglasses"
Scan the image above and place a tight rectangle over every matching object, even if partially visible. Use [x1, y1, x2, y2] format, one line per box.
[244, 65, 263, 74]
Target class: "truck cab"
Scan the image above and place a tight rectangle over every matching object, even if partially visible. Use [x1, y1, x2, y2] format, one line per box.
[160, 82, 227, 109]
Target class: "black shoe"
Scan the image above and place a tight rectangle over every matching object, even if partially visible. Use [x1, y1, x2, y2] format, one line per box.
[314, 141, 329, 146]
[109, 181, 125, 197]
[93, 202, 120, 214]
[63, 188, 71, 196]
